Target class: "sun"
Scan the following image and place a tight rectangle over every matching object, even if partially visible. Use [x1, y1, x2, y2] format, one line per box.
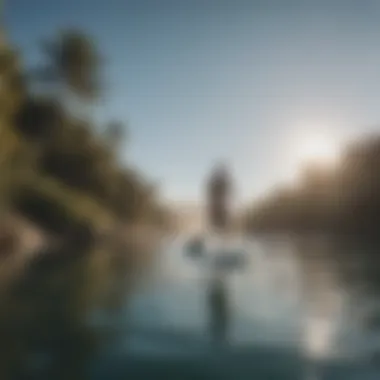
[295, 133, 338, 165]
[283, 131, 340, 183]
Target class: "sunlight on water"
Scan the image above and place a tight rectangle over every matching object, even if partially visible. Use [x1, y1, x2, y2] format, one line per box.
[304, 317, 336, 359]
[123, 234, 380, 380]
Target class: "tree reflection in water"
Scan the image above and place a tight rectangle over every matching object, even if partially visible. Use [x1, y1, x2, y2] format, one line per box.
[294, 235, 380, 361]
[0, 226, 153, 380]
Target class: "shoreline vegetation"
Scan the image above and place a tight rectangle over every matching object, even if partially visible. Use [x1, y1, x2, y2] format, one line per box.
[244, 133, 380, 239]
[0, 26, 171, 379]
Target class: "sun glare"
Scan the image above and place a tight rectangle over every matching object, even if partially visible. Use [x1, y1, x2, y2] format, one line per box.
[283, 131, 340, 184]
[295, 133, 338, 165]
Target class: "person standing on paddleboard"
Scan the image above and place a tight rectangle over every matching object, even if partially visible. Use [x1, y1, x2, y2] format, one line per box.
[206, 162, 233, 344]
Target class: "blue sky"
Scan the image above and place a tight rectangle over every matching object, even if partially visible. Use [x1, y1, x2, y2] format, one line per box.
[7, 0, 380, 204]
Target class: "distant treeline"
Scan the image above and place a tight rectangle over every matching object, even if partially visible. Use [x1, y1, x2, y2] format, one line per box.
[245, 134, 380, 237]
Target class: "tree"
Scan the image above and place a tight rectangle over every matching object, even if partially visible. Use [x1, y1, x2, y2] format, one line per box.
[36, 29, 101, 102]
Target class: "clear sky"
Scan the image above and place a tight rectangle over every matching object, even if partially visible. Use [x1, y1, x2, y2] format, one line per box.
[6, 0, 380, 204]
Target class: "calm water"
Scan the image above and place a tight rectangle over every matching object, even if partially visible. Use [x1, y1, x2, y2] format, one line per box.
[2, 234, 380, 379]
[123, 234, 380, 377]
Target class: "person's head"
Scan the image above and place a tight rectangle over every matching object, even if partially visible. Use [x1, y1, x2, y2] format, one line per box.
[209, 161, 231, 189]
[213, 161, 228, 179]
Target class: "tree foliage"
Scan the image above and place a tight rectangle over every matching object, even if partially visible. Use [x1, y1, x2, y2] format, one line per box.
[0, 28, 169, 234]
[37, 29, 101, 100]
[245, 135, 380, 237]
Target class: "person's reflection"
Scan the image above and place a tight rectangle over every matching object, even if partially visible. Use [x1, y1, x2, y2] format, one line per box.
[208, 274, 230, 345]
